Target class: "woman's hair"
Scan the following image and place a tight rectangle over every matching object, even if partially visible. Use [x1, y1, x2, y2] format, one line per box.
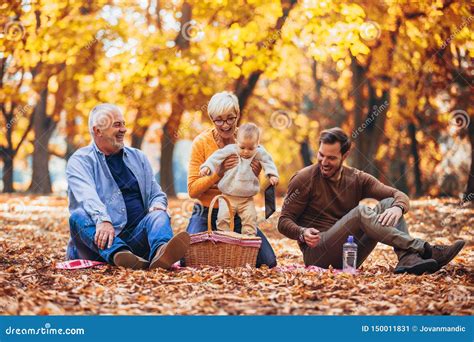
[207, 91, 240, 119]
[319, 127, 351, 154]
[237, 122, 260, 142]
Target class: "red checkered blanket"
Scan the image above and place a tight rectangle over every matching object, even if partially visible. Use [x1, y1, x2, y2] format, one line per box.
[55, 260, 349, 273]
[190, 231, 262, 248]
[55, 259, 106, 270]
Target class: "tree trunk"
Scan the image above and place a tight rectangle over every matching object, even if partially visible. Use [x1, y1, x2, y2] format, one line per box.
[465, 119, 474, 202]
[300, 139, 313, 167]
[1, 149, 14, 193]
[131, 128, 149, 149]
[351, 56, 389, 176]
[174, 1, 191, 50]
[235, 0, 297, 123]
[351, 54, 366, 136]
[397, 161, 409, 195]
[362, 86, 389, 178]
[350, 54, 367, 170]
[160, 94, 184, 197]
[1, 104, 15, 193]
[160, 126, 175, 197]
[156, 1, 192, 196]
[1, 101, 34, 193]
[29, 88, 56, 194]
[131, 111, 150, 149]
[389, 158, 409, 195]
[408, 122, 423, 196]
[65, 117, 78, 161]
[235, 71, 263, 121]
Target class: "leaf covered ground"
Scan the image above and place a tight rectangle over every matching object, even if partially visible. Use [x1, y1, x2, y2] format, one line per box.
[0, 195, 472, 315]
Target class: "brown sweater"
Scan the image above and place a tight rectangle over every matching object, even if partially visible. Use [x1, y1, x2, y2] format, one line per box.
[278, 164, 410, 242]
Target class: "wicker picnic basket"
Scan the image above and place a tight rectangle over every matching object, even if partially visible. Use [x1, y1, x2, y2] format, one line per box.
[183, 195, 262, 268]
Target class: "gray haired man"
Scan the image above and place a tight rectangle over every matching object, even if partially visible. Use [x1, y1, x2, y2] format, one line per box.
[66, 103, 190, 270]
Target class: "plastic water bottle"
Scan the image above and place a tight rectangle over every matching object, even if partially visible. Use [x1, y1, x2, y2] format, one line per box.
[343, 235, 357, 274]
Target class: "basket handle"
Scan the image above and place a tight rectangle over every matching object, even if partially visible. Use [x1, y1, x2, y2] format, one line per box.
[207, 195, 235, 233]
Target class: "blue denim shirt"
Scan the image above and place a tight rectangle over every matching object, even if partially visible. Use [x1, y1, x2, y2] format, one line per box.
[66, 142, 167, 234]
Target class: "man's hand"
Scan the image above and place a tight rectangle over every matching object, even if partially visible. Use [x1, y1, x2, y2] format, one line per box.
[200, 166, 211, 177]
[216, 154, 239, 177]
[378, 206, 403, 227]
[269, 175, 279, 186]
[250, 159, 262, 177]
[94, 221, 115, 249]
[303, 228, 321, 248]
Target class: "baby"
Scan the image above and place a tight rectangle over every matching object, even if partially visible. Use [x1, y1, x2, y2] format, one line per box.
[200, 123, 279, 236]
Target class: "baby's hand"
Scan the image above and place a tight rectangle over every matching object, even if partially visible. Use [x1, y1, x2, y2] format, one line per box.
[200, 167, 211, 177]
[269, 176, 279, 186]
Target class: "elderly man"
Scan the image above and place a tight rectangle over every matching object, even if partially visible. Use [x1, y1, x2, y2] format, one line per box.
[66, 103, 190, 270]
[278, 127, 465, 275]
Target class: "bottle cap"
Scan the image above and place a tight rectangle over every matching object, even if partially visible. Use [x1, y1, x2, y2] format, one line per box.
[347, 235, 354, 243]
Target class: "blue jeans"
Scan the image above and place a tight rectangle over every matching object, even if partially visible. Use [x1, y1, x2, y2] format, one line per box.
[186, 204, 277, 268]
[67, 209, 173, 264]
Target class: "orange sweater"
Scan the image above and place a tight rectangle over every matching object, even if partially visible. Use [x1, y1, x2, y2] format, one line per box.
[187, 128, 223, 208]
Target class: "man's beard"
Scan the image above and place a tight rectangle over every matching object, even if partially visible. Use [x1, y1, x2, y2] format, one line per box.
[113, 140, 124, 149]
[320, 161, 343, 178]
[105, 135, 124, 150]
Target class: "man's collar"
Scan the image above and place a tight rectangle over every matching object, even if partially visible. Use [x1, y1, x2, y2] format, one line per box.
[92, 142, 103, 154]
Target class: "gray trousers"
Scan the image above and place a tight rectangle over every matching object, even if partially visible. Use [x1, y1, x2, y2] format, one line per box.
[303, 197, 426, 268]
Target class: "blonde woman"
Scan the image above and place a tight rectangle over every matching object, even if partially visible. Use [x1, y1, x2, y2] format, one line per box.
[186, 91, 277, 267]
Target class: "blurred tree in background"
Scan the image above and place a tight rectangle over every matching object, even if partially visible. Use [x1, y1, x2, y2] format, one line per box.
[0, 0, 472, 201]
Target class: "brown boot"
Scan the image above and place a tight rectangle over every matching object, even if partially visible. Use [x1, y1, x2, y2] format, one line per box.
[149, 232, 190, 270]
[113, 249, 149, 270]
[394, 253, 438, 275]
[422, 240, 465, 270]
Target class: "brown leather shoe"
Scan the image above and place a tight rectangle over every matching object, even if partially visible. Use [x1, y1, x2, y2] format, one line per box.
[423, 240, 465, 269]
[149, 232, 190, 270]
[113, 250, 149, 270]
[394, 253, 438, 275]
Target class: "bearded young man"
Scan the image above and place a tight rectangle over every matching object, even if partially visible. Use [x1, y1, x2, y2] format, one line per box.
[278, 127, 465, 275]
